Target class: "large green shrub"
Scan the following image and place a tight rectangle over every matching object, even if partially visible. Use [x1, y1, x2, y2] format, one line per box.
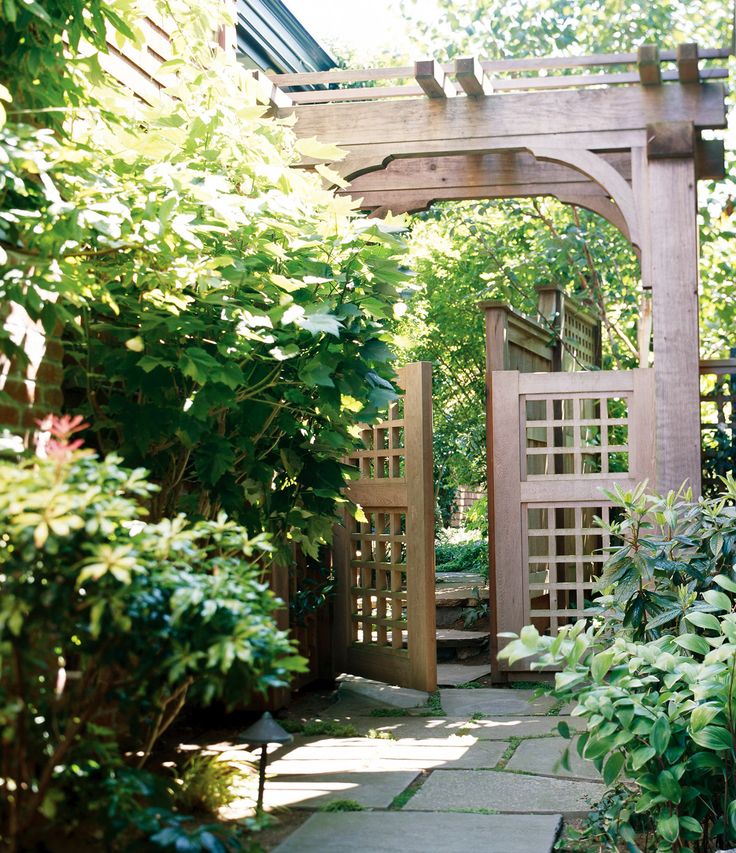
[0, 416, 304, 849]
[500, 480, 736, 852]
[1, 0, 406, 565]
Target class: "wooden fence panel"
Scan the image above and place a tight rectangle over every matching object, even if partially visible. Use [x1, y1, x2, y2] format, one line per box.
[333, 362, 436, 692]
[491, 368, 655, 672]
[700, 358, 736, 496]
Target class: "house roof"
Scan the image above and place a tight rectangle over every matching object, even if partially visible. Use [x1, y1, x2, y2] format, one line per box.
[236, 0, 336, 74]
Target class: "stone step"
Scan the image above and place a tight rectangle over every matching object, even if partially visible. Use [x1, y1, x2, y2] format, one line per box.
[436, 582, 489, 607]
[436, 628, 489, 648]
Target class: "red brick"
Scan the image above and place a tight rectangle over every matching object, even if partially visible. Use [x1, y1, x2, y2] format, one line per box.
[0, 378, 35, 405]
[35, 361, 63, 385]
[39, 386, 63, 409]
[0, 404, 22, 429]
[45, 339, 64, 362]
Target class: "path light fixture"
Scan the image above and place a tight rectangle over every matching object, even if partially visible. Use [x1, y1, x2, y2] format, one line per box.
[239, 712, 293, 815]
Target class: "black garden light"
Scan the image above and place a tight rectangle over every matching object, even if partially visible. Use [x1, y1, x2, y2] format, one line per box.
[239, 712, 293, 815]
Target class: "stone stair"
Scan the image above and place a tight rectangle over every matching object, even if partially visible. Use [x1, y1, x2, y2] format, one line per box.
[435, 572, 490, 662]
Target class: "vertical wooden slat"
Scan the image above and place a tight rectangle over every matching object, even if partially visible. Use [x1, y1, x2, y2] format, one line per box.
[491, 370, 523, 671]
[404, 362, 437, 692]
[332, 518, 351, 673]
[630, 368, 657, 488]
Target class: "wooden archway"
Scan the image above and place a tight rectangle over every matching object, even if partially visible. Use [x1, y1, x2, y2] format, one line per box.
[270, 44, 728, 495]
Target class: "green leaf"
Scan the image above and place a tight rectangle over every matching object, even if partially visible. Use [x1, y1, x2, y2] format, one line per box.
[294, 136, 347, 161]
[657, 769, 681, 803]
[690, 725, 733, 751]
[590, 649, 614, 682]
[685, 611, 721, 632]
[650, 715, 671, 756]
[631, 745, 656, 771]
[679, 816, 702, 837]
[657, 813, 680, 845]
[690, 703, 720, 732]
[674, 633, 710, 655]
[297, 310, 344, 337]
[715, 574, 736, 594]
[603, 751, 625, 785]
[703, 589, 732, 612]
[520, 624, 540, 648]
[299, 361, 335, 388]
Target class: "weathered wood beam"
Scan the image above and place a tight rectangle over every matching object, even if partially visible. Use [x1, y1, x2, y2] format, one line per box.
[249, 69, 292, 108]
[676, 42, 700, 83]
[284, 83, 727, 151]
[414, 59, 456, 98]
[646, 121, 695, 158]
[345, 151, 632, 193]
[695, 137, 726, 179]
[637, 44, 662, 85]
[454, 57, 493, 96]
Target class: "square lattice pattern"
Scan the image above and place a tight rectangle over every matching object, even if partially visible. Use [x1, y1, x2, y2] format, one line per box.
[526, 503, 620, 634]
[524, 394, 630, 478]
[347, 510, 408, 648]
[700, 368, 736, 496]
[346, 398, 405, 480]
[345, 397, 409, 650]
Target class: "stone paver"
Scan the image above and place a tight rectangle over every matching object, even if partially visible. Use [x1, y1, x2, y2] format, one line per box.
[352, 714, 585, 740]
[440, 687, 558, 717]
[251, 769, 421, 810]
[266, 735, 507, 775]
[507, 736, 601, 781]
[408, 768, 604, 817]
[337, 674, 428, 708]
[273, 812, 562, 853]
[437, 662, 490, 686]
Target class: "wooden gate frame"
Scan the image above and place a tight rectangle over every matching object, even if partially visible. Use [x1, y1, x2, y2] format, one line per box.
[269, 45, 729, 497]
[332, 362, 436, 692]
[491, 368, 656, 670]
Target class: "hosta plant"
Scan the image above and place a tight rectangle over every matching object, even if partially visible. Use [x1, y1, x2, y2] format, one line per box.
[499, 480, 736, 852]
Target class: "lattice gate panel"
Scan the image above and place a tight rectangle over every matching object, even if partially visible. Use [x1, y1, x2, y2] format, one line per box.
[491, 369, 655, 672]
[333, 362, 436, 692]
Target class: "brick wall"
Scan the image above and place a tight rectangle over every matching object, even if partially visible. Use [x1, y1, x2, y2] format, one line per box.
[0, 304, 64, 443]
[450, 484, 486, 527]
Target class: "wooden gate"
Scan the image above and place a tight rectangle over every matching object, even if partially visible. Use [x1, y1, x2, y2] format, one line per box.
[490, 369, 655, 672]
[332, 362, 436, 692]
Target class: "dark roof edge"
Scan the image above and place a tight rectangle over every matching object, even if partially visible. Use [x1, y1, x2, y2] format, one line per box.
[236, 0, 337, 74]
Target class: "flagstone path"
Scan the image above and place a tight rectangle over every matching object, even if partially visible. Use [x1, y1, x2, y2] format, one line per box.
[205, 679, 604, 852]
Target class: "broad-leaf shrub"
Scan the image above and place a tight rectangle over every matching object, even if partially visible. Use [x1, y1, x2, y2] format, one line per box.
[499, 480, 736, 852]
[0, 417, 304, 847]
[1, 0, 407, 562]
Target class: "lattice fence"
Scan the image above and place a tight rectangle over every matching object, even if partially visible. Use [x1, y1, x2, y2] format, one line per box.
[491, 369, 655, 671]
[332, 362, 436, 691]
[700, 359, 736, 496]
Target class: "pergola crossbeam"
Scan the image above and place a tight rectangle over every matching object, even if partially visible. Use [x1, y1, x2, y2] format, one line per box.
[274, 44, 730, 495]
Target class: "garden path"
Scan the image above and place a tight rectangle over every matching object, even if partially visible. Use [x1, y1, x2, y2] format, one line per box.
[199, 680, 605, 852]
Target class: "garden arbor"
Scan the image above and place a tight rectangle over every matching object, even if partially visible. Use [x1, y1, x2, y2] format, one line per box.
[267, 45, 730, 682]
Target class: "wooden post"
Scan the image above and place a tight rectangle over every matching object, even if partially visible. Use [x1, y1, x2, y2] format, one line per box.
[536, 285, 565, 371]
[636, 141, 701, 494]
[480, 303, 511, 682]
[404, 362, 437, 692]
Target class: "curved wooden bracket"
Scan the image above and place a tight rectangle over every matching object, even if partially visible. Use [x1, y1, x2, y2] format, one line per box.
[525, 145, 640, 249]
